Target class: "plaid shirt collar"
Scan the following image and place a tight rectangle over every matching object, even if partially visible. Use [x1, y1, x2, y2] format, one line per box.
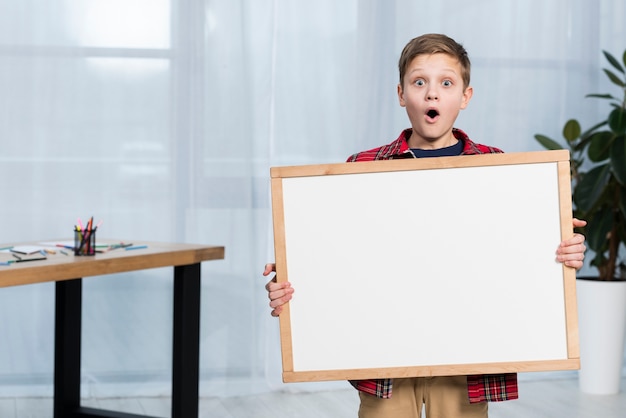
[346, 128, 503, 162]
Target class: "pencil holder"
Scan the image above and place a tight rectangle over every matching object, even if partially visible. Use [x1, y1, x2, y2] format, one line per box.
[74, 228, 96, 256]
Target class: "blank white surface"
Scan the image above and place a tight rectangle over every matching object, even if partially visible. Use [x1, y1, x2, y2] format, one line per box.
[280, 162, 567, 372]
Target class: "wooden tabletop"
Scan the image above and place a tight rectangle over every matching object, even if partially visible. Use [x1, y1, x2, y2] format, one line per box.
[0, 240, 225, 288]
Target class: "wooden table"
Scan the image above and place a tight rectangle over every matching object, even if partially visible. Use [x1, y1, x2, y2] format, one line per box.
[0, 240, 225, 418]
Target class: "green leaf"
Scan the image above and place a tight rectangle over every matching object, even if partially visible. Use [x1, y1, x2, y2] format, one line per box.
[585, 206, 612, 253]
[611, 136, 626, 185]
[562, 119, 581, 142]
[577, 121, 609, 152]
[587, 131, 614, 162]
[574, 164, 611, 213]
[603, 50, 625, 74]
[608, 107, 626, 134]
[534, 134, 563, 150]
[586, 93, 616, 100]
[603, 69, 626, 88]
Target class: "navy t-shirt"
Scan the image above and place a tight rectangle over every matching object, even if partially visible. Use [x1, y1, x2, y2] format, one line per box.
[411, 140, 464, 158]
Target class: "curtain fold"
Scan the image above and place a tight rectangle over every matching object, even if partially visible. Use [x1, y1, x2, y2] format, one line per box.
[0, 0, 623, 399]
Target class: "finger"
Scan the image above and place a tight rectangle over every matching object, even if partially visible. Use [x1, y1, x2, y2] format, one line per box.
[268, 283, 293, 302]
[557, 250, 585, 261]
[265, 277, 286, 292]
[556, 248, 585, 269]
[556, 246, 586, 261]
[558, 240, 586, 254]
[559, 233, 586, 249]
[562, 257, 584, 270]
[263, 263, 276, 276]
[271, 305, 284, 317]
[268, 290, 293, 311]
[572, 218, 587, 228]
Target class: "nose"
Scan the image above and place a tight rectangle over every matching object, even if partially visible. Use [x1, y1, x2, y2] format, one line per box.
[426, 84, 439, 101]
[426, 88, 439, 101]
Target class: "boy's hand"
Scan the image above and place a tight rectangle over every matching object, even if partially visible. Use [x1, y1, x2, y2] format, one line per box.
[263, 263, 294, 317]
[556, 218, 587, 270]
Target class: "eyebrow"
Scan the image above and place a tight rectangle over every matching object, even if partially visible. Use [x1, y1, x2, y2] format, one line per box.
[407, 68, 459, 78]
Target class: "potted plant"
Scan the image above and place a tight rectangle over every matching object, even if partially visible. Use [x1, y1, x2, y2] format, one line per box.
[534, 49, 626, 395]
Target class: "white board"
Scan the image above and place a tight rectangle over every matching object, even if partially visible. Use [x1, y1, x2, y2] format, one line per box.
[271, 150, 579, 382]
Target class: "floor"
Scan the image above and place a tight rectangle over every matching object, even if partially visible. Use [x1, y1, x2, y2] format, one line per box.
[1, 376, 625, 417]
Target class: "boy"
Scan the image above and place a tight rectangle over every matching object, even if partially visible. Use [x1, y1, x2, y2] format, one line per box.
[263, 34, 587, 418]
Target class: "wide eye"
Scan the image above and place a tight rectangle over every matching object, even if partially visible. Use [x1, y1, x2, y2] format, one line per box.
[415, 79, 425, 86]
[442, 80, 452, 87]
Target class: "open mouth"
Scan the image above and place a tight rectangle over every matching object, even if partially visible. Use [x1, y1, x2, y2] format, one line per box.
[426, 109, 439, 119]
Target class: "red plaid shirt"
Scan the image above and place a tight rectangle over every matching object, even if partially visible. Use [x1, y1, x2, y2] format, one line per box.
[347, 128, 518, 403]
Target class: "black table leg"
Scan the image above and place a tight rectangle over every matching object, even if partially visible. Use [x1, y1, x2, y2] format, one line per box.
[54, 278, 83, 418]
[172, 263, 201, 418]
[52, 264, 202, 418]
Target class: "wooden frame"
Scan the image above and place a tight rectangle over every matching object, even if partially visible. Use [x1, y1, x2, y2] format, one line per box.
[270, 150, 579, 383]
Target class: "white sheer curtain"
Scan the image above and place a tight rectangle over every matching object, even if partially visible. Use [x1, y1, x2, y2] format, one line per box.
[0, 0, 623, 401]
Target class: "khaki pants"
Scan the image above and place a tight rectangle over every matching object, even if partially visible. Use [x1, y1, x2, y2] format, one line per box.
[358, 376, 488, 418]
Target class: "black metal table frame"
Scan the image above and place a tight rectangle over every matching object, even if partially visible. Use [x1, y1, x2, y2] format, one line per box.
[53, 263, 201, 418]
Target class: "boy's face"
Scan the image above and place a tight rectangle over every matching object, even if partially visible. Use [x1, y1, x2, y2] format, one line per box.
[398, 53, 472, 149]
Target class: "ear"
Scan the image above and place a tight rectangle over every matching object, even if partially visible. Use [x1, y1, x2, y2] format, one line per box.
[460, 85, 473, 109]
[397, 83, 406, 107]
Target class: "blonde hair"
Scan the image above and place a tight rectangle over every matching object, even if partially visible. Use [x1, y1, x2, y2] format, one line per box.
[398, 34, 471, 89]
